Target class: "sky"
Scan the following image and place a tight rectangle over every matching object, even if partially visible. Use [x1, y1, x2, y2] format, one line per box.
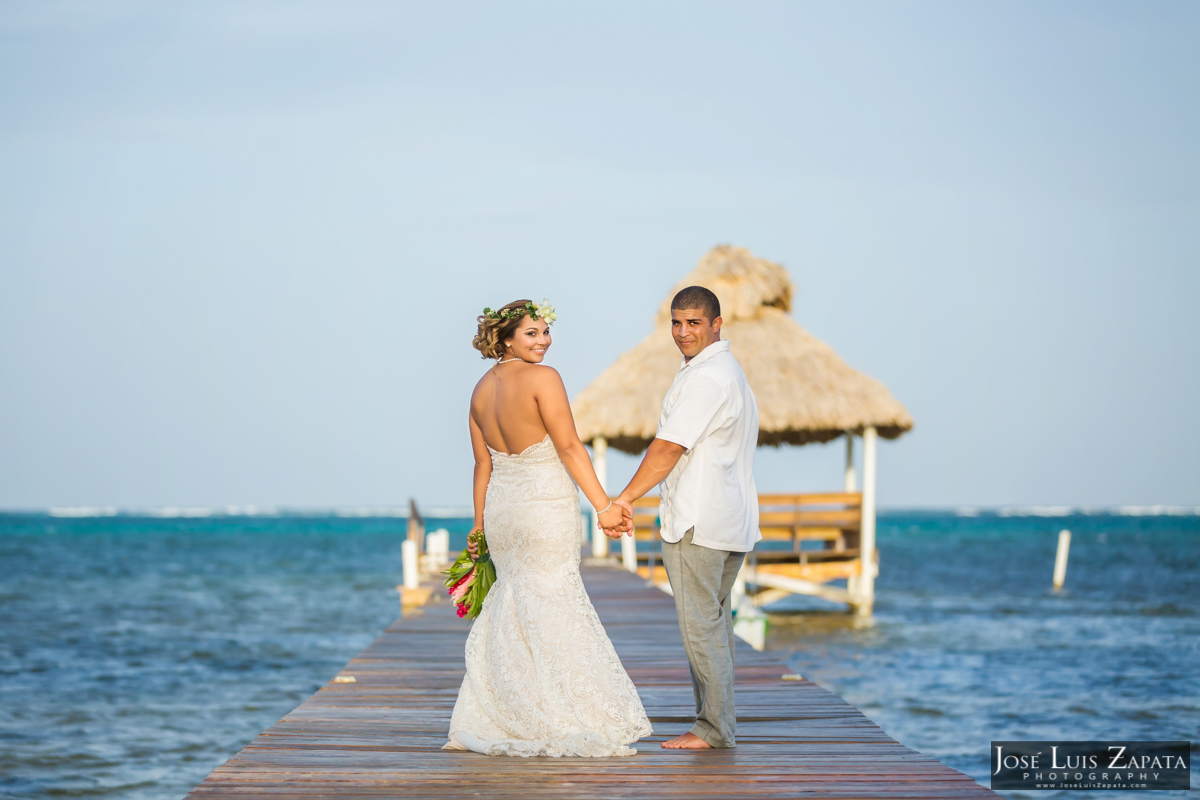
[1, 1, 1197, 510]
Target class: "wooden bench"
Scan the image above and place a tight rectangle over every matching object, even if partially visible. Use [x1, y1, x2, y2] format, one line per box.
[623, 495, 662, 543]
[614, 492, 863, 581]
[749, 492, 866, 605]
[756, 492, 862, 563]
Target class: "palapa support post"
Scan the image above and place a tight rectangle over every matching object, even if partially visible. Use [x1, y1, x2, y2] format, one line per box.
[854, 426, 878, 617]
[844, 433, 857, 492]
[621, 531, 637, 572]
[845, 432, 861, 598]
[591, 436, 610, 558]
[616, 441, 637, 570]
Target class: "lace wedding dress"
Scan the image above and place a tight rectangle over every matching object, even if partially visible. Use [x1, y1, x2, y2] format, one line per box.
[443, 434, 653, 757]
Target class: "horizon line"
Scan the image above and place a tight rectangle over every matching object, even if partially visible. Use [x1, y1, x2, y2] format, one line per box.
[1, 504, 1197, 519]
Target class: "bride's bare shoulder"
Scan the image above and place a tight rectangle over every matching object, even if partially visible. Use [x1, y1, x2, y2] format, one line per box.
[471, 368, 498, 399]
[522, 363, 565, 388]
[474, 362, 563, 393]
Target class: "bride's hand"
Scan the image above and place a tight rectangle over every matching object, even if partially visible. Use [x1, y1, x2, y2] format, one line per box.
[467, 529, 482, 561]
[597, 504, 627, 534]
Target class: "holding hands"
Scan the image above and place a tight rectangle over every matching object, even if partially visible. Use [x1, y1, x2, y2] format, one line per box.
[598, 499, 634, 538]
[466, 499, 632, 561]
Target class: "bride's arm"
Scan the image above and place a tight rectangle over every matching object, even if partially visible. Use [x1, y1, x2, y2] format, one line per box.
[468, 413, 492, 537]
[533, 368, 629, 532]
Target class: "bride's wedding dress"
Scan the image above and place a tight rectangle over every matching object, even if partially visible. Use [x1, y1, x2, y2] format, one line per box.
[444, 434, 653, 757]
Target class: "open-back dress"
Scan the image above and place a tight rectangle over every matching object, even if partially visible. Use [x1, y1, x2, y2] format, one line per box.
[443, 434, 653, 757]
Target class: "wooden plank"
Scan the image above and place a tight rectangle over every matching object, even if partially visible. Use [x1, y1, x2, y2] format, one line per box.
[753, 549, 862, 564]
[753, 560, 862, 582]
[759, 525, 848, 540]
[759, 492, 862, 507]
[187, 562, 996, 799]
[759, 509, 862, 526]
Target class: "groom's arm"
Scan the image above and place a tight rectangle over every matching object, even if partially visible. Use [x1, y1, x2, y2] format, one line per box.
[616, 438, 686, 507]
[616, 376, 724, 512]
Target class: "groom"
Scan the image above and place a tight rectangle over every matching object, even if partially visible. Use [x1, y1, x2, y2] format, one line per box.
[608, 285, 760, 749]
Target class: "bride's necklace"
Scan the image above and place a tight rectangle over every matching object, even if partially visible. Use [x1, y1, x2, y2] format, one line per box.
[496, 357, 523, 365]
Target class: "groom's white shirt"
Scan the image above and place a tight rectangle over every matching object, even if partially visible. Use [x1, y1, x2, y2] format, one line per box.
[655, 339, 760, 552]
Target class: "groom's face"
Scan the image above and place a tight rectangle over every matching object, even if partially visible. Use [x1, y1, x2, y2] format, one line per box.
[671, 308, 722, 361]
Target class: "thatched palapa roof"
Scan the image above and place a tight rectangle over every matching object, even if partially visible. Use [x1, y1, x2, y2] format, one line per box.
[572, 245, 914, 455]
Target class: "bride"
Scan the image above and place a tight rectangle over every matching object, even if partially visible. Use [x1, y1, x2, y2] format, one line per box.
[443, 298, 653, 757]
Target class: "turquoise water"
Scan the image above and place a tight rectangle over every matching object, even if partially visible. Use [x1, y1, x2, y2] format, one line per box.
[771, 512, 1199, 797]
[0, 511, 1195, 799]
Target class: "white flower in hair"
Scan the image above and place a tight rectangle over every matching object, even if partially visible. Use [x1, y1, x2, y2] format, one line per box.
[535, 298, 557, 325]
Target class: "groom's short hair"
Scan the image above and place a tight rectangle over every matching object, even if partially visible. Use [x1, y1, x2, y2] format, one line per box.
[671, 286, 721, 323]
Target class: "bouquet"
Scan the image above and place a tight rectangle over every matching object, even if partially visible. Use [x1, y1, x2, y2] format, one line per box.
[443, 529, 496, 619]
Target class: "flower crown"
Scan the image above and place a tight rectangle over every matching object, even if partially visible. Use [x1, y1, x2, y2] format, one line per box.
[482, 298, 557, 326]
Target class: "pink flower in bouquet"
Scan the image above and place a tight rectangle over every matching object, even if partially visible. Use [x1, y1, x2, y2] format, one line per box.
[449, 568, 476, 604]
[456, 603, 469, 618]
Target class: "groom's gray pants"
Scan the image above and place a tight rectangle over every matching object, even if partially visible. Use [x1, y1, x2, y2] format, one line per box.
[660, 527, 745, 748]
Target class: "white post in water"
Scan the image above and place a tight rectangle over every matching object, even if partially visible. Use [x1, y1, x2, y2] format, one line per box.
[856, 426, 878, 617]
[402, 539, 419, 590]
[1052, 529, 1071, 591]
[591, 436, 609, 558]
[844, 433, 857, 492]
[406, 499, 425, 556]
[845, 432, 859, 596]
[426, 529, 449, 567]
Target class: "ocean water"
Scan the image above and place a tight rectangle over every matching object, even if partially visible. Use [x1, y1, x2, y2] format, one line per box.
[0, 511, 1195, 799]
[769, 512, 1200, 798]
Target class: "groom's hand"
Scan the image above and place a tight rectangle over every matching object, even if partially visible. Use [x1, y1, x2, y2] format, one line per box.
[597, 503, 627, 535]
[600, 500, 634, 538]
[602, 504, 634, 537]
[613, 499, 635, 536]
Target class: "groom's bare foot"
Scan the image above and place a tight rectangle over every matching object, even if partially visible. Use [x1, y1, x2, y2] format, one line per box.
[661, 732, 712, 749]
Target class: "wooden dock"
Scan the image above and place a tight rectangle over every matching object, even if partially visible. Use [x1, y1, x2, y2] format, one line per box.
[188, 562, 996, 799]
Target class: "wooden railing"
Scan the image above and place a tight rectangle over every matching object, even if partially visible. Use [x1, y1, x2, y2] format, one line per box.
[611, 491, 872, 612]
[616, 492, 862, 562]
[623, 496, 662, 542]
[756, 492, 862, 563]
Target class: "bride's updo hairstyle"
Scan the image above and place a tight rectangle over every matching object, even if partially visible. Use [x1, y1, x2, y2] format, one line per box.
[473, 299, 535, 359]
